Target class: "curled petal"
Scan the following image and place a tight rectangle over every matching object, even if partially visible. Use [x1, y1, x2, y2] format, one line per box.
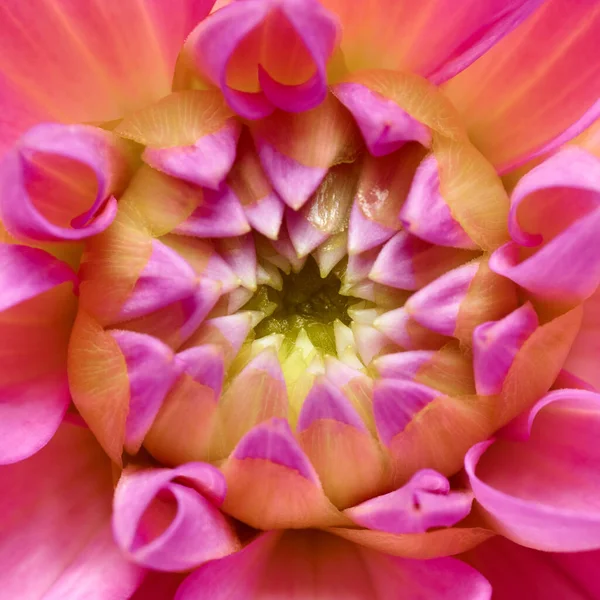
[113, 462, 239, 571]
[345, 469, 473, 534]
[116, 90, 240, 189]
[221, 418, 345, 529]
[490, 148, 600, 304]
[466, 389, 600, 551]
[0, 124, 131, 242]
[176, 529, 491, 599]
[445, 0, 600, 171]
[185, 0, 340, 118]
[473, 303, 539, 396]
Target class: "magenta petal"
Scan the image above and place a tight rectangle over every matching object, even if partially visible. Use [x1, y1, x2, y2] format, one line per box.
[333, 83, 431, 156]
[233, 418, 318, 483]
[215, 234, 257, 291]
[174, 184, 250, 238]
[110, 331, 182, 453]
[472, 303, 538, 396]
[143, 120, 241, 190]
[0, 374, 70, 465]
[405, 261, 479, 335]
[347, 201, 397, 255]
[400, 156, 476, 249]
[176, 345, 225, 398]
[0, 244, 77, 312]
[256, 138, 328, 210]
[113, 462, 239, 571]
[0, 423, 145, 598]
[346, 469, 473, 534]
[0, 123, 129, 242]
[374, 351, 436, 381]
[373, 379, 439, 446]
[370, 231, 431, 290]
[297, 377, 366, 432]
[286, 208, 329, 257]
[243, 191, 285, 239]
[466, 389, 600, 551]
[118, 239, 199, 321]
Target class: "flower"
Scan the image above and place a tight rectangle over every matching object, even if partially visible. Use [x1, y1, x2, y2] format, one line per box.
[1, 0, 600, 598]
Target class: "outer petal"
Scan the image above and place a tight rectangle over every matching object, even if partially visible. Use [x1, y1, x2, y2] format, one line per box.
[176, 530, 491, 600]
[184, 0, 340, 118]
[322, 0, 541, 84]
[0, 124, 131, 242]
[113, 463, 239, 571]
[0, 0, 215, 155]
[464, 536, 600, 600]
[444, 0, 600, 171]
[0, 423, 144, 599]
[466, 389, 600, 551]
[0, 245, 77, 463]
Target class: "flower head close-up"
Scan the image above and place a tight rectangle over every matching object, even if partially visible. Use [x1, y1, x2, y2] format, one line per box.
[2, 0, 600, 598]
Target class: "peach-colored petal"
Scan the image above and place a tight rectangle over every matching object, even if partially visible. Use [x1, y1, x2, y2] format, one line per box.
[445, 0, 600, 171]
[0, 0, 215, 156]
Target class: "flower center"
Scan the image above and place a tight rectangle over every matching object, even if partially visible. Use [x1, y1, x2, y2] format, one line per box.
[246, 256, 352, 354]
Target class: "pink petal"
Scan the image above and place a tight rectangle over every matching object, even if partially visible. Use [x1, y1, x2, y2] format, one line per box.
[405, 261, 480, 336]
[490, 148, 600, 304]
[472, 303, 539, 396]
[143, 120, 241, 190]
[445, 0, 600, 171]
[0, 245, 76, 463]
[117, 239, 199, 321]
[0, 124, 131, 242]
[0, 423, 144, 598]
[374, 307, 451, 350]
[374, 351, 436, 382]
[322, 0, 541, 84]
[113, 462, 239, 571]
[174, 183, 251, 238]
[221, 419, 343, 529]
[466, 389, 600, 551]
[115, 90, 241, 189]
[110, 331, 182, 454]
[348, 201, 397, 255]
[333, 82, 431, 156]
[286, 208, 330, 257]
[297, 377, 386, 509]
[563, 286, 600, 390]
[214, 234, 257, 291]
[243, 192, 284, 240]
[176, 344, 225, 398]
[400, 156, 477, 249]
[176, 529, 491, 599]
[346, 469, 473, 534]
[465, 536, 600, 600]
[373, 379, 440, 446]
[185, 0, 339, 118]
[0, 0, 215, 156]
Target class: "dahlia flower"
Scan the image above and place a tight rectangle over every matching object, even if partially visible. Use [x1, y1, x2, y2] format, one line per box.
[1, 0, 600, 598]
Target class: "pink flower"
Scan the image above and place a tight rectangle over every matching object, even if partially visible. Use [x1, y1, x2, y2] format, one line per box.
[1, 0, 600, 598]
